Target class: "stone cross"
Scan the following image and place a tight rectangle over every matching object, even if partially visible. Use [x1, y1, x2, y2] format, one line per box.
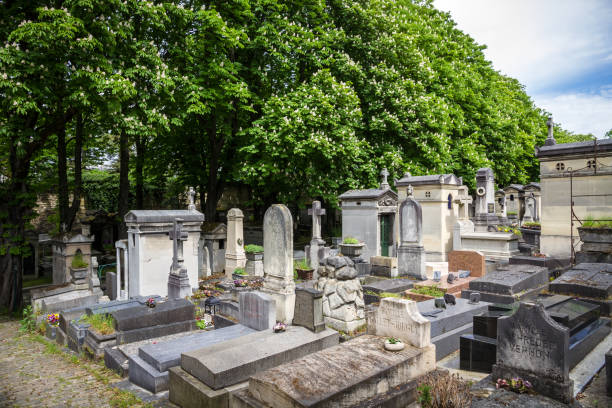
[380, 168, 390, 190]
[407, 184, 414, 197]
[308, 201, 326, 241]
[169, 218, 189, 273]
[187, 187, 196, 211]
[545, 116, 556, 146]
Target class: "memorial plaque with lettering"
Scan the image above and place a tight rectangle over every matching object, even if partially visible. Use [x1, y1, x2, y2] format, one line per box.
[448, 250, 485, 278]
[492, 302, 573, 403]
[366, 297, 430, 348]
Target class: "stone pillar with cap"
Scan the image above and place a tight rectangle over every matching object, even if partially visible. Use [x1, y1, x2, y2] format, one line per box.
[224, 208, 246, 279]
[307, 200, 326, 270]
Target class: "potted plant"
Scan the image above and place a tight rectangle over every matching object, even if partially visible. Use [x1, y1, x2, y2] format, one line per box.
[520, 221, 541, 249]
[232, 267, 248, 280]
[70, 252, 89, 283]
[294, 259, 314, 280]
[339, 237, 365, 257]
[384, 337, 405, 351]
[244, 244, 264, 261]
[578, 216, 612, 243]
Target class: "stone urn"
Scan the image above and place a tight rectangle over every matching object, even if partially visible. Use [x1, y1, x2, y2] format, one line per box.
[246, 251, 263, 262]
[384, 338, 405, 351]
[578, 226, 612, 244]
[339, 242, 364, 258]
[295, 266, 314, 281]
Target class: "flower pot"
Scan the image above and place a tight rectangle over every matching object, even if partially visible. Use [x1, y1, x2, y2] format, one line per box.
[296, 268, 314, 280]
[339, 243, 364, 257]
[384, 339, 405, 351]
[232, 273, 248, 281]
[246, 252, 263, 261]
[578, 227, 612, 244]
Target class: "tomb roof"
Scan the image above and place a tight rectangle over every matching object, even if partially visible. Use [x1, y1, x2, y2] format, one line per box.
[536, 138, 612, 158]
[339, 188, 397, 200]
[395, 173, 461, 187]
[124, 209, 204, 224]
[504, 184, 524, 192]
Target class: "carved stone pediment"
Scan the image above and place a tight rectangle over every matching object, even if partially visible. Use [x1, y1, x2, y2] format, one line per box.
[378, 192, 398, 207]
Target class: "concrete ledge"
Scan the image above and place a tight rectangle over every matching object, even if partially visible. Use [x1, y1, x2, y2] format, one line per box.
[128, 355, 168, 394]
[116, 320, 197, 344]
[104, 347, 129, 377]
[432, 322, 473, 361]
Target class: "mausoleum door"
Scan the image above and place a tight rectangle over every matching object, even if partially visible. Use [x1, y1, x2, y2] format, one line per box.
[380, 214, 393, 257]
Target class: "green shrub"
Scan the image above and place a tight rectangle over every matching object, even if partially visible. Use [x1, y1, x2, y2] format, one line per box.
[71, 252, 89, 268]
[342, 237, 359, 244]
[244, 244, 264, 253]
[80, 314, 115, 335]
[380, 292, 401, 298]
[522, 221, 540, 228]
[19, 305, 37, 334]
[582, 215, 612, 228]
[294, 259, 311, 270]
[507, 211, 517, 216]
[233, 268, 246, 275]
[411, 286, 445, 297]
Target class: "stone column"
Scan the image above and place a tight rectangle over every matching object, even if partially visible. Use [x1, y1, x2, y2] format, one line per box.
[261, 204, 296, 323]
[167, 218, 192, 299]
[225, 208, 246, 279]
[307, 200, 326, 270]
[397, 185, 427, 280]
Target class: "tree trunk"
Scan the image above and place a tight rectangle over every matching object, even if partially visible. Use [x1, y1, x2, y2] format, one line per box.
[57, 123, 68, 234]
[135, 135, 145, 209]
[66, 112, 83, 232]
[118, 129, 130, 238]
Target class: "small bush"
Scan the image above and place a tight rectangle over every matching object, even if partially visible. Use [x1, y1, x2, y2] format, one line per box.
[380, 292, 401, 298]
[342, 237, 359, 244]
[497, 225, 521, 236]
[71, 252, 89, 268]
[80, 313, 115, 335]
[19, 305, 37, 334]
[294, 259, 311, 270]
[244, 244, 264, 253]
[233, 268, 246, 275]
[411, 285, 445, 297]
[417, 371, 472, 407]
[522, 221, 541, 228]
[507, 211, 517, 216]
[582, 215, 612, 228]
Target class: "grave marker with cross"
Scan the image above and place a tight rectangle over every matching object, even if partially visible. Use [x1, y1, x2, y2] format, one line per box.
[308, 200, 326, 242]
[380, 168, 390, 190]
[169, 218, 189, 274]
[187, 187, 196, 211]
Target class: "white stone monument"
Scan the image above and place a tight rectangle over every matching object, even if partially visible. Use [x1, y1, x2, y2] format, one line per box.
[261, 204, 296, 324]
[167, 218, 192, 299]
[225, 208, 246, 278]
[397, 185, 427, 279]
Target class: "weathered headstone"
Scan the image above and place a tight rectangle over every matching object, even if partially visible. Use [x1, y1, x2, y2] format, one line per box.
[238, 292, 275, 331]
[293, 287, 325, 332]
[492, 302, 573, 403]
[397, 186, 426, 280]
[473, 168, 499, 232]
[448, 250, 486, 278]
[307, 201, 326, 271]
[261, 204, 296, 323]
[167, 218, 192, 299]
[367, 297, 430, 348]
[225, 208, 246, 278]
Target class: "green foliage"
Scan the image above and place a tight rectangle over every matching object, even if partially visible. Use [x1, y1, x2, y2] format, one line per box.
[233, 268, 246, 275]
[507, 211, 518, 216]
[71, 252, 89, 268]
[387, 337, 401, 344]
[417, 384, 432, 407]
[411, 286, 445, 297]
[80, 314, 115, 335]
[522, 221, 541, 228]
[244, 244, 264, 254]
[294, 259, 311, 270]
[380, 292, 401, 298]
[582, 215, 612, 228]
[342, 237, 360, 244]
[19, 306, 36, 334]
[82, 170, 120, 213]
[196, 319, 208, 330]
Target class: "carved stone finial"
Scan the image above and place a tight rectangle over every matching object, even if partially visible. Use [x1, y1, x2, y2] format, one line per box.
[545, 116, 556, 146]
[407, 184, 414, 197]
[187, 187, 196, 211]
[380, 168, 390, 190]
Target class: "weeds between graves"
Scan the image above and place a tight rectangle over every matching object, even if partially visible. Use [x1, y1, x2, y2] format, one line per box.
[417, 371, 472, 408]
[71, 251, 89, 268]
[410, 286, 446, 297]
[79, 313, 115, 335]
[19, 305, 37, 334]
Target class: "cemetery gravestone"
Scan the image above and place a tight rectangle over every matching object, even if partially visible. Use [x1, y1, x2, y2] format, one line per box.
[167, 218, 192, 299]
[293, 287, 325, 332]
[448, 250, 486, 278]
[492, 302, 573, 403]
[307, 201, 326, 271]
[367, 297, 430, 348]
[224, 208, 246, 278]
[397, 186, 427, 280]
[238, 292, 275, 331]
[261, 204, 296, 323]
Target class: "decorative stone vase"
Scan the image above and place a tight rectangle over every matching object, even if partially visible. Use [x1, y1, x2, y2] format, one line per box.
[246, 252, 263, 261]
[296, 267, 314, 281]
[232, 273, 249, 280]
[520, 228, 541, 249]
[384, 339, 405, 351]
[339, 243, 364, 258]
[70, 266, 89, 284]
[578, 227, 612, 244]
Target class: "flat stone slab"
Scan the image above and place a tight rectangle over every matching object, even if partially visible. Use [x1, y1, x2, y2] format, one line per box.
[550, 263, 612, 299]
[86, 296, 161, 316]
[113, 298, 194, 331]
[362, 278, 414, 294]
[139, 324, 257, 372]
[247, 335, 435, 407]
[468, 264, 549, 295]
[417, 298, 490, 338]
[116, 320, 196, 344]
[41, 290, 99, 313]
[414, 276, 477, 295]
[181, 326, 339, 390]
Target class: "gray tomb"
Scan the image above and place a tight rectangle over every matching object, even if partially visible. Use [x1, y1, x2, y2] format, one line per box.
[549, 263, 612, 315]
[397, 185, 426, 280]
[492, 302, 573, 404]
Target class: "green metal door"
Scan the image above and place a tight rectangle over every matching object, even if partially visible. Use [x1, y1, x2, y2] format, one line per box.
[380, 215, 390, 256]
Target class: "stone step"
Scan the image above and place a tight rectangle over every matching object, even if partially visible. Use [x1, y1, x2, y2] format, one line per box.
[181, 326, 339, 390]
[246, 335, 435, 408]
[139, 324, 256, 373]
[128, 355, 169, 394]
[168, 367, 248, 408]
[104, 347, 129, 377]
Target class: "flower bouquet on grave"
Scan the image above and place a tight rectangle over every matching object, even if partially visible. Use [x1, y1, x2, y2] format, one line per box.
[233, 279, 248, 287]
[145, 297, 156, 308]
[384, 337, 405, 351]
[273, 322, 287, 333]
[46, 313, 60, 327]
[496, 377, 533, 394]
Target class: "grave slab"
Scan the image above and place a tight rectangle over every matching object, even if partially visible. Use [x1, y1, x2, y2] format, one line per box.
[115, 319, 197, 344]
[362, 278, 414, 294]
[412, 276, 477, 297]
[448, 250, 486, 277]
[367, 297, 430, 348]
[606, 346, 612, 397]
[246, 335, 435, 408]
[112, 298, 195, 331]
[181, 326, 339, 390]
[40, 290, 99, 313]
[549, 263, 612, 315]
[462, 264, 548, 304]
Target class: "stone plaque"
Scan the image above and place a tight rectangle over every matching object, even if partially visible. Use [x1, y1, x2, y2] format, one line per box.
[399, 198, 422, 244]
[263, 204, 293, 280]
[238, 292, 276, 331]
[496, 302, 569, 382]
[448, 250, 486, 278]
[293, 287, 325, 332]
[367, 297, 430, 348]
